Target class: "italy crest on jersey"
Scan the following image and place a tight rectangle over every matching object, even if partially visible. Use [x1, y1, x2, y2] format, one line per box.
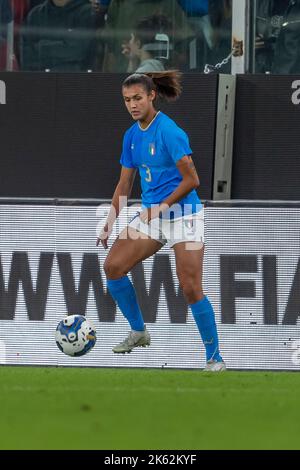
[149, 143, 156, 156]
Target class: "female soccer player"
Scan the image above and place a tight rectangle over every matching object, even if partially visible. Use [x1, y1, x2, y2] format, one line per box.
[97, 71, 225, 371]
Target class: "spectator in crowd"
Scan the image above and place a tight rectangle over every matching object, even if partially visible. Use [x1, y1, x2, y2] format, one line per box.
[101, 0, 193, 72]
[122, 14, 172, 73]
[90, 0, 110, 14]
[20, 0, 97, 72]
[0, 0, 12, 39]
[207, 0, 232, 73]
[7, 1, 31, 67]
[272, 0, 300, 73]
[89, 0, 112, 70]
[255, 0, 290, 73]
[0, 0, 13, 69]
[29, 0, 48, 8]
[89, 0, 110, 26]
[176, 0, 213, 71]
[178, 0, 213, 48]
[0, 1, 46, 70]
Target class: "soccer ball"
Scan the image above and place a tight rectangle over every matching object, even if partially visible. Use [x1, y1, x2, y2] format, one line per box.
[55, 315, 97, 357]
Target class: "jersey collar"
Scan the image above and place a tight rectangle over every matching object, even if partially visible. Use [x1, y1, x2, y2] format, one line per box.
[138, 111, 161, 132]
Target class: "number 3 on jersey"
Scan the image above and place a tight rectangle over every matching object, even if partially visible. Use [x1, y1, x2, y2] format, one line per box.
[142, 164, 152, 183]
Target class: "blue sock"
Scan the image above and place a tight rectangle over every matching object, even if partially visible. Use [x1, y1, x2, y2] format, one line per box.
[107, 276, 145, 331]
[190, 296, 222, 362]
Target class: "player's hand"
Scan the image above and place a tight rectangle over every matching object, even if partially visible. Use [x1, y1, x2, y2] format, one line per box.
[96, 223, 112, 249]
[121, 41, 131, 58]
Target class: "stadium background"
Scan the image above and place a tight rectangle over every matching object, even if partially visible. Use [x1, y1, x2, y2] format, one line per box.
[0, 73, 299, 370]
[1, 0, 300, 451]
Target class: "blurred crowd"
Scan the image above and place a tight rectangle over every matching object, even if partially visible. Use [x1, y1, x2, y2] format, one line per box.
[0, 0, 299, 73]
[256, 0, 300, 73]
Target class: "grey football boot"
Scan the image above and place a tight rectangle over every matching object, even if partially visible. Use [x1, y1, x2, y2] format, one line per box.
[203, 359, 226, 372]
[112, 328, 151, 354]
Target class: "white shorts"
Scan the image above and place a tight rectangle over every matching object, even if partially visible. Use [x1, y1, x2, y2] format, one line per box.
[128, 209, 205, 249]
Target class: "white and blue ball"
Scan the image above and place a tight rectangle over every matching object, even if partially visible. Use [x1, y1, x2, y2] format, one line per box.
[55, 315, 96, 357]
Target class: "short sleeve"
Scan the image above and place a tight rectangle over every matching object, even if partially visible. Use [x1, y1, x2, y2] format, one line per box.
[120, 130, 135, 169]
[163, 124, 193, 164]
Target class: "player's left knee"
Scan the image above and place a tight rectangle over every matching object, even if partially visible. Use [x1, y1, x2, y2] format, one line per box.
[180, 279, 202, 304]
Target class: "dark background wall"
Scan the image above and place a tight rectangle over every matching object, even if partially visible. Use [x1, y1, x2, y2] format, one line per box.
[0, 73, 218, 200]
[232, 75, 300, 200]
[2, 73, 300, 202]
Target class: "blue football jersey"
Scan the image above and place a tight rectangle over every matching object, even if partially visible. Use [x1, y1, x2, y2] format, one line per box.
[120, 112, 202, 218]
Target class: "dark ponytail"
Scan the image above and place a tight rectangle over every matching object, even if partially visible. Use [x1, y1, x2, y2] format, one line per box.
[122, 70, 182, 102]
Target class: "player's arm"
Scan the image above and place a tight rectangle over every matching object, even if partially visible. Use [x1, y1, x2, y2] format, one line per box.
[97, 166, 136, 248]
[108, 166, 137, 219]
[156, 155, 199, 216]
[140, 156, 199, 223]
[113, 166, 137, 208]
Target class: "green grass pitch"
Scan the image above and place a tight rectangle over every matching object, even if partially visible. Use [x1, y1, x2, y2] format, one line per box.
[0, 366, 299, 450]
